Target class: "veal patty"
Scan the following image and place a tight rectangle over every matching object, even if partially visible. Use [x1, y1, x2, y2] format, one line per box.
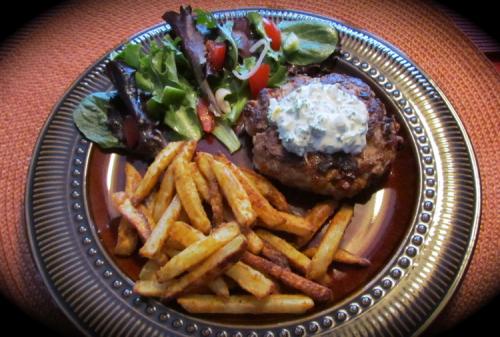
[243, 73, 402, 198]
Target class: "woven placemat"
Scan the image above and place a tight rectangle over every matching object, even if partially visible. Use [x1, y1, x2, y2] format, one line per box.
[0, 0, 498, 335]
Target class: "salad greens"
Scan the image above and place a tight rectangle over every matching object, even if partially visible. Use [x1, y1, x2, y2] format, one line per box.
[73, 92, 124, 149]
[73, 6, 339, 159]
[278, 20, 339, 65]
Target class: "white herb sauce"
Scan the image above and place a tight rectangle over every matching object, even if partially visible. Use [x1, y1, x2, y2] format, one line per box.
[268, 81, 369, 156]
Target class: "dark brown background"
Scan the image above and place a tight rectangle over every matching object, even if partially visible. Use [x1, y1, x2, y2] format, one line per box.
[0, 1, 497, 336]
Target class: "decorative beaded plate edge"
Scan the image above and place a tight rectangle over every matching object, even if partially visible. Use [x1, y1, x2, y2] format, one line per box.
[25, 8, 480, 337]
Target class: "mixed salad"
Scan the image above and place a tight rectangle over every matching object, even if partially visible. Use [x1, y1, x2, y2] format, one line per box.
[73, 6, 339, 159]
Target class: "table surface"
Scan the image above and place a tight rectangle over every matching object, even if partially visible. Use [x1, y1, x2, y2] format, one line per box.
[0, 1, 498, 336]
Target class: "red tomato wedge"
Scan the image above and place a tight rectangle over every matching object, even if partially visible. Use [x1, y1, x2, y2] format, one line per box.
[249, 63, 271, 98]
[263, 19, 281, 51]
[206, 40, 227, 72]
[197, 99, 215, 133]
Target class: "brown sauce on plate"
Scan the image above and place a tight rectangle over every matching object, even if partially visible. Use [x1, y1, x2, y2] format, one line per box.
[86, 64, 418, 323]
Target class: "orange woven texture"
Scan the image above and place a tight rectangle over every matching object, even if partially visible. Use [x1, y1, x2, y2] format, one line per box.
[0, 0, 498, 335]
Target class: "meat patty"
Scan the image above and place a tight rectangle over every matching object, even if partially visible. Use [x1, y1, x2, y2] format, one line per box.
[243, 73, 402, 199]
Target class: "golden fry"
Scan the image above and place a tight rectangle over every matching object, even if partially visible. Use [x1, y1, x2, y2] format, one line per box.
[156, 222, 240, 282]
[178, 294, 314, 314]
[133, 280, 172, 297]
[207, 277, 230, 297]
[307, 204, 354, 280]
[153, 165, 175, 222]
[220, 157, 284, 227]
[131, 141, 184, 205]
[258, 212, 312, 237]
[114, 217, 139, 256]
[196, 152, 224, 225]
[168, 221, 205, 247]
[139, 195, 182, 258]
[124, 162, 142, 195]
[163, 235, 247, 300]
[211, 158, 256, 228]
[112, 192, 151, 241]
[225, 261, 275, 298]
[189, 162, 210, 202]
[256, 229, 311, 274]
[245, 229, 264, 255]
[242, 252, 333, 303]
[139, 259, 162, 281]
[297, 200, 337, 247]
[241, 167, 289, 212]
[174, 158, 211, 234]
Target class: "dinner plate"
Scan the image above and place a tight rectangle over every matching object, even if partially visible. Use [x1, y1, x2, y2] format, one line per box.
[25, 8, 480, 337]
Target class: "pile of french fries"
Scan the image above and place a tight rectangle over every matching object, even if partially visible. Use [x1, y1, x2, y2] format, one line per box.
[111, 140, 369, 314]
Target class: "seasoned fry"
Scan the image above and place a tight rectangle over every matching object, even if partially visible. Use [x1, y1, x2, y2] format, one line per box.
[261, 242, 291, 270]
[296, 200, 337, 247]
[112, 192, 151, 241]
[163, 235, 247, 300]
[303, 246, 370, 267]
[134, 280, 171, 297]
[211, 158, 256, 227]
[240, 167, 289, 212]
[153, 165, 175, 222]
[245, 229, 264, 255]
[195, 152, 224, 225]
[139, 204, 156, 229]
[168, 221, 205, 247]
[114, 217, 139, 256]
[207, 277, 230, 297]
[156, 222, 240, 282]
[307, 204, 354, 280]
[178, 294, 314, 314]
[219, 157, 284, 227]
[139, 195, 182, 258]
[189, 162, 210, 202]
[115, 163, 142, 256]
[242, 252, 333, 303]
[131, 141, 184, 205]
[258, 212, 312, 237]
[139, 260, 162, 281]
[174, 158, 211, 234]
[225, 262, 275, 298]
[256, 229, 311, 274]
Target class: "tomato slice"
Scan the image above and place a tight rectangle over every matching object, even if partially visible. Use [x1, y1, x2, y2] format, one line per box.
[249, 63, 271, 98]
[206, 40, 227, 72]
[197, 99, 215, 133]
[263, 19, 281, 51]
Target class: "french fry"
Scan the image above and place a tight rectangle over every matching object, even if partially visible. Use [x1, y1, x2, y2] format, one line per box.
[168, 221, 205, 247]
[258, 212, 312, 237]
[114, 217, 139, 256]
[166, 219, 274, 298]
[211, 158, 256, 228]
[178, 294, 314, 314]
[174, 158, 211, 234]
[296, 200, 337, 247]
[303, 247, 371, 267]
[139, 195, 182, 258]
[241, 167, 289, 212]
[256, 229, 311, 274]
[261, 242, 291, 270]
[134, 280, 172, 297]
[245, 229, 264, 255]
[207, 277, 230, 297]
[153, 165, 175, 222]
[307, 204, 354, 280]
[114, 163, 142, 256]
[112, 192, 151, 241]
[139, 204, 156, 229]
[163, 235, 247, 300]
[225, 262, 275, 298]
[196, 152, 224, 225]
[218, 156, 285, 227]
[242, 252, 333, 303]
[131, 141, 185, 205]
[139, 260, 162, 281]
[189, 162, 210, 202]
[156, 222, 240, 282]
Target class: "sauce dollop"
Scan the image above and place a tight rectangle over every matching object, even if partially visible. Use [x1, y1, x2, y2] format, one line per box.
[268, 81, 369, 156]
